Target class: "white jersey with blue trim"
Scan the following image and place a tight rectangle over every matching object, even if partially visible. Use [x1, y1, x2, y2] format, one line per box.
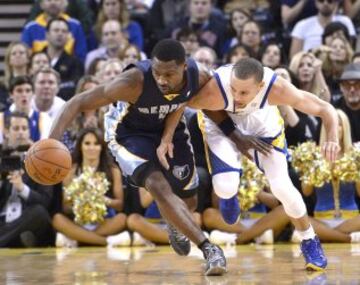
[214, 65, 283, 137]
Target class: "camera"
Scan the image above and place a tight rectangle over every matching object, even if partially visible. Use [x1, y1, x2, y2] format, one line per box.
[0, 144, 30, 175]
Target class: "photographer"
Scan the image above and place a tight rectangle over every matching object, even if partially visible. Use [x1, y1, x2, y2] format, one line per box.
[0, 112, 53, 247]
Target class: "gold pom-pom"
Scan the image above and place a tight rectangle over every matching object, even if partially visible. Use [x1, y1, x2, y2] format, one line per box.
[333, 147, 360, 182]
[291, 142, 331, 187]
[238, 157, 268, 211]
[64, 167, 110, 225]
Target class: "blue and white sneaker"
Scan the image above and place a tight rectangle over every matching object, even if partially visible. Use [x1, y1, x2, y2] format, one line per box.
[300, 236, 327, 271]
[219, 195, 240, 225]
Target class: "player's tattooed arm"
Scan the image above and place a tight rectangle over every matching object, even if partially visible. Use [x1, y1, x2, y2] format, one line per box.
[49, 68, 143, 140]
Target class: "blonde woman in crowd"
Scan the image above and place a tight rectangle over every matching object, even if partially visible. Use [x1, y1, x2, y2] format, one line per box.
[289, 51, 331, 103]
[4, 42, 31, 88]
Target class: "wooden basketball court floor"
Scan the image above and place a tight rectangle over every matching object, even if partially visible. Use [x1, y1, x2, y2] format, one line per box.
[1, 244, 359, 284]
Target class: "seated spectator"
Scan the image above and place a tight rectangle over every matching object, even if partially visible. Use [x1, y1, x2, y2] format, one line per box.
[298, 110, 360, 243]
[53, 128, 129, 247]
[290, 51, 331, 102]
[101, 59, 124, 82]
[0, 76, 51, 144]
[335, 63, 360, 142]
[21, 0, 87, 62]
[67, 76, 101, 151]
[4, 42, 31, 89]
[222, 8, 251, 56]
[168, 0, 227, 57]
[85, 20, 128, 72]
[261, 42, 286, 70]
[44, 18, 84, 101]
[176, 27, 200, 58]
[316, 35, 354, 102]
[290, 0, 356, 58]
[0, 112, 53, 247]
[29, 52, 51, 76]
[240, 20, 263, 59]
[27, 0, 94, 37]
[224, 43, 251, 64]
[31, 68, 66, 120]
[119, 44, 142, 67]
[94, 0, 144, 50]
[147, 0, 188, 47]
[192, 46, 217, 69]
[321, 21, 352, 47]
[87, 57, 107, 79]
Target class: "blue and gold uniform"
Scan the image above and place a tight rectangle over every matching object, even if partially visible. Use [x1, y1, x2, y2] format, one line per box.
[105, 59, 200, 197]
[314, 182, 358, 227]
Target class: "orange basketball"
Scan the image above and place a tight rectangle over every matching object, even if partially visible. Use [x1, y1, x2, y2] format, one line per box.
[24, 138, 72, 185]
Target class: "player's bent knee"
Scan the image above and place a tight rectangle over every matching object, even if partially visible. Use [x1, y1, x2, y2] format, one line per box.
[268, 176, 306, 219]
[212, 172, 240, 199]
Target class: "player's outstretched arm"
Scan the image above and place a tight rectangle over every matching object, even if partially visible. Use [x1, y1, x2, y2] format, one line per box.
[269, 76, 339, 161]
[49, 69, 143, 140]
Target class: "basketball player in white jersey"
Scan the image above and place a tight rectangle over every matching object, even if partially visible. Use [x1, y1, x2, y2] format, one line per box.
[157, 58, 339, 271]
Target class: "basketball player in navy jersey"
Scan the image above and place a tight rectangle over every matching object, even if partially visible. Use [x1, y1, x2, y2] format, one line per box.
[48, 39, 232, 275]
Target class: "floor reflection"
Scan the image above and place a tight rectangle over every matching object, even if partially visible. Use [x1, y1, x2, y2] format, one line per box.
[0, 244, 359, 285]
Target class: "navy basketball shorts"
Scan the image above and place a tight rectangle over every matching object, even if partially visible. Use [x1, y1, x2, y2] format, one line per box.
[107, 124, 199, 198]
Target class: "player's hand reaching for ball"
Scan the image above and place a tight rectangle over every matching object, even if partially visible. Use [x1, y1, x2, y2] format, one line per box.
[321, 141, 340, 162]
[157, 140, 174, 170]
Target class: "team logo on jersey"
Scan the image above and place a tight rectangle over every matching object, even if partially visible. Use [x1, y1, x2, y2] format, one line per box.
[164, 93, 180, 101]
[172, 164, 190, 180]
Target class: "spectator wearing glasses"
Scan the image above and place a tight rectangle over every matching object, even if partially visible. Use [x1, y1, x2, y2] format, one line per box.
[335, 63, 360, 143]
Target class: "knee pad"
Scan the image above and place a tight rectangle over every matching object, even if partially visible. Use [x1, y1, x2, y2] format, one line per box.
[268, 176, 307, 219]
[212, 172, 240, 199]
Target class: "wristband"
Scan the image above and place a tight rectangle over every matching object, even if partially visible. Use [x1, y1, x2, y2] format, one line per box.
[218, 117, 236, 136]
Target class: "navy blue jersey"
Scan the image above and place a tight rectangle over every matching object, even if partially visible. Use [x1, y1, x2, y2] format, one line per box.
[120, 58, 200, 132]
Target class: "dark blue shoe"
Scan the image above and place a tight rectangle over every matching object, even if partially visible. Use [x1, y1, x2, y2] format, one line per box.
[219, 195, 240, 224]
[300, 236, 327, 271]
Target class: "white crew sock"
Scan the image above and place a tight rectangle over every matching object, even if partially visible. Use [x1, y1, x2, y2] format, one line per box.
[296, 225, 316, 241]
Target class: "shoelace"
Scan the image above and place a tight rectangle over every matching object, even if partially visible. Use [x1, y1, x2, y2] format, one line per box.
[204, 245, 223, 263]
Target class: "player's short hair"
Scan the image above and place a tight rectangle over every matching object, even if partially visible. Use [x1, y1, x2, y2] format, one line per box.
[151, 39, 186, 65]
[233, 58, 264, 83]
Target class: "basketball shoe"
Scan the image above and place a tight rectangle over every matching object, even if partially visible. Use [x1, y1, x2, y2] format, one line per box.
[202, 243, 227, 276]
[300, 236, 327, 271]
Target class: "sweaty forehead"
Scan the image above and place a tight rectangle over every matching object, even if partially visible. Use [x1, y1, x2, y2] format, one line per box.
[152, 58, 179, 72]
